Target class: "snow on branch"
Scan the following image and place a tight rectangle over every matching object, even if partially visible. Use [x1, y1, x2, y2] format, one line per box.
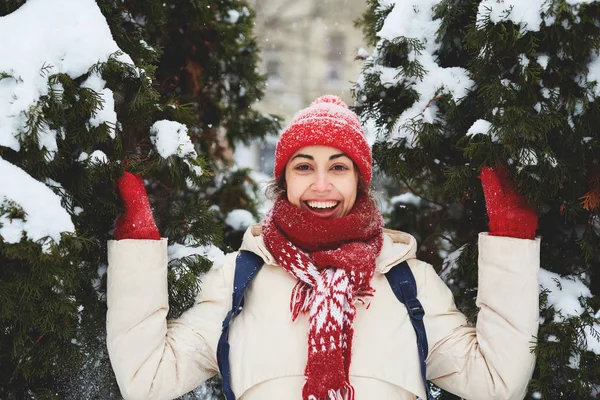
[0, 157, 74, 245]
[0, 0, 133, 152]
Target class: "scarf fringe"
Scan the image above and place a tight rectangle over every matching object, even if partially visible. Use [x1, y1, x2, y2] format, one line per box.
[290, 281, 314, 321]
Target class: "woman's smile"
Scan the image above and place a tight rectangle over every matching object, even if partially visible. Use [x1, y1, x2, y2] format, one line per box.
[302, 199, 342, 218]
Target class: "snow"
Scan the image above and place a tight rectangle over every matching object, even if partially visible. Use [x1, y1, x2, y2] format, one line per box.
[90, 150, 108, 164]
[585, 323, 600, 354]
[536, 54, 550, 70]
[539, 269, 591, 321]
[225, 209, 257, 231]
[357, 48, 370, 59]
[37, 124, 59, 160]
[225, 7, 249, 24]
[390, 192, 421, 206]
[539, 268, 600, 357]
[475, 0, 596, 33]
[0, 156, 74, 244]
[150, 120, 196, 158]
[226, 10, 241, 23]
[168, 243, 226, 270]
[81, 72, 117, 138]
[0, 0, 132, 152]
[476, 1, 548, 33]
[0, 0, 136, 247]
[440, 245, 465, 281]
[466, 119, 497, 142]
[585, 51, 600, 97]
[519, 148, 538, 166]
[518, 54, 530, 68]
[371, 1, 474, 146]
[377, 1, 439, 45]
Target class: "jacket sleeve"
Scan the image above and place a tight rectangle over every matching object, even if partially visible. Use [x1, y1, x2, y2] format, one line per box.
[106, 238, 235, 400]
[419, 232, 540, 400]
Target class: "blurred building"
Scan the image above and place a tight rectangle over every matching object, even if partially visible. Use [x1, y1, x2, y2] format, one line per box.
[235, 0, 369, 177]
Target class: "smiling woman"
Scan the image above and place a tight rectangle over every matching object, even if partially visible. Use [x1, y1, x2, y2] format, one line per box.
[107, 95, 541, 400]
[284, 146, 359, 219]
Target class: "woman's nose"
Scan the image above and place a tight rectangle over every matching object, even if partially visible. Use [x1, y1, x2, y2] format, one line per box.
[312, 173, 332, 191]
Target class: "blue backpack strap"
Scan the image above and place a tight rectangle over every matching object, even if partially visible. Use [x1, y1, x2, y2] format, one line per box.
[385, 261, 432, 400]
[217, 250, 264, 400]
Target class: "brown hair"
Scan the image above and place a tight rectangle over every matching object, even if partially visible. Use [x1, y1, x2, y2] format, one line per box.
[264, 164, 371, 201]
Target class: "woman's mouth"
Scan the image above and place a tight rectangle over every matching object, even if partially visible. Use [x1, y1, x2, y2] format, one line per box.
[303, 200, 341, 218]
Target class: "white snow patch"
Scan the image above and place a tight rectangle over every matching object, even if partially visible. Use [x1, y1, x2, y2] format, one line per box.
[150, 120, 196, 158]
[422, 102, 438, 124]
[90, 150, 108, 164]
[440, 245, 466, 281]
[584, 323, 600, 355]
[518, 53, 530, 68]
[536, 54, 550, 70]
[585, 51, 600, 97]
[37, 124, 59, 160]
[168, 243, 226, 270]
[476, 0, 549, 33]
[357, 47, 370, 59]
[539, 268, 592, 322]
[0, 0, 132, 152]
[0, 156, 74, 244]
[519, 148, 538, 166]
[81, 72, 117, 138]
[390, 192, 422, 206]
[466, 119, 497, 141]
[225, 209, 256, 231]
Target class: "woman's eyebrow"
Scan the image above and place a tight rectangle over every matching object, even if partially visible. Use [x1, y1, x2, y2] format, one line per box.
[290, 153, 348, 161]
[330, 153, 349, 160]
[290, 154, 313, 161]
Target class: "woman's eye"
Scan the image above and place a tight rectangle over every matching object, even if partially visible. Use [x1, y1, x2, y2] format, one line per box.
[332, 164, 349, 171]
[295, 164, 311, 171]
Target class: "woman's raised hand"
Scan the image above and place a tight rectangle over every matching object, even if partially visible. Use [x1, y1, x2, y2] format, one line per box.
[479, 166, 538, 240]
[114, 172, 160, 240]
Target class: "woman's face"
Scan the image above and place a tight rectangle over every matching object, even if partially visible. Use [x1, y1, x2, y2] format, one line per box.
[284, 145, 359, 219]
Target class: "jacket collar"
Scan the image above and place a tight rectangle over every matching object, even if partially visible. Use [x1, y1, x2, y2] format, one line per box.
[239, 224, 417, 274]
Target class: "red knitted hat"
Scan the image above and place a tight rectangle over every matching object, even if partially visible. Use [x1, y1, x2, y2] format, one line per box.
[274, 95, 372, 183]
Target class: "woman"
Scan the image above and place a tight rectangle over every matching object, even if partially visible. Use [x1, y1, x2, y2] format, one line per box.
[107, 95, 540, 400]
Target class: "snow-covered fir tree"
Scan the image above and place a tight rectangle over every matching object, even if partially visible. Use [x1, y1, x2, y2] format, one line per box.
[0, 0, 277, 398]
[355, 0, 600, 398]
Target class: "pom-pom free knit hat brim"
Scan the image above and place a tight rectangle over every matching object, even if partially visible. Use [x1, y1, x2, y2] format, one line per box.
[274, 95, 372, 183]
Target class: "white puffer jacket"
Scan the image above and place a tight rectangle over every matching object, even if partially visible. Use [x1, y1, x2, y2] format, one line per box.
[106, 226, 540, 400]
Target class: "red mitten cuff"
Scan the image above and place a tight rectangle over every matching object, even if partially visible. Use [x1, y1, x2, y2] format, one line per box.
[479, 167, 538, 240]
[486, 206, 538, 240]
[114, 172, 160, 240]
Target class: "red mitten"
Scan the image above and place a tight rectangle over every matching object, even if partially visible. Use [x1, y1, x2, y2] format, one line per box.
[479, 166, 538, 240]
[114, 172, 160, 240]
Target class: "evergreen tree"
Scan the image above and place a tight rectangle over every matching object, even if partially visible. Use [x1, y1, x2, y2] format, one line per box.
[0, 0, 277, 398]
[355, 0, 600, 398]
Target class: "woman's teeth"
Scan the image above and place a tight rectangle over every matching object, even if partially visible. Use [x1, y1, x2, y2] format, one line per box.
[307, 201, 339, 209]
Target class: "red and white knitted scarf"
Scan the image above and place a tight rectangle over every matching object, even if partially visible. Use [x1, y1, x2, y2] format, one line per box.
[261, 195, 384, 400]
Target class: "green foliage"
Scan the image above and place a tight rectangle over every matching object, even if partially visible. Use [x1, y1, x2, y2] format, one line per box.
[356, 0, 600, 398]
[354, 0, 394, 48]
[0, 0, 278, 398]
